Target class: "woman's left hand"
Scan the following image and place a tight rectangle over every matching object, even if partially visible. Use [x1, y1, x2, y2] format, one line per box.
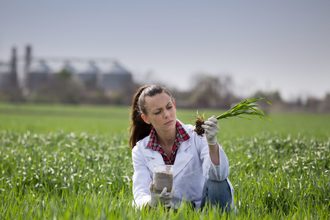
[202, 116, 219, 145]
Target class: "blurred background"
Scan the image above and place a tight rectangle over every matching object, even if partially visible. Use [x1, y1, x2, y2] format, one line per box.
[0, 0, 329, 112]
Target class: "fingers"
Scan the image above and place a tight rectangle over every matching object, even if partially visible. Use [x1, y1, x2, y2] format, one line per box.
[160, 187, 172, 199]
[201, 122, 218, 132]
[202, 122, 218, 130]
[149, 186, 172, 207]
[201, 116, 219, 145]
[204, 116, 218, 126]
[202, 116, 218, 130]
[161, 197, 172, 206]
[208, 115, 218, 123]
[160, 187, 167, 195]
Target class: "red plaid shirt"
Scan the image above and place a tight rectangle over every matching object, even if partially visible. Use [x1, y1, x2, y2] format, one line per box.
[146, 121, 190, 165]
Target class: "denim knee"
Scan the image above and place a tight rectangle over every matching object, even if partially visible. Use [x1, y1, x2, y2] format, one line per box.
[201, 179, 232, 211]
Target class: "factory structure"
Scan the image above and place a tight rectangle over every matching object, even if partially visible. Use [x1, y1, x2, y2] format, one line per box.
[0, 45, 135, 103]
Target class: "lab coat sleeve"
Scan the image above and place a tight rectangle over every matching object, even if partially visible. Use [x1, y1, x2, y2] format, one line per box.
[132, 146, 152, 208]
[197, 133, 229, 181]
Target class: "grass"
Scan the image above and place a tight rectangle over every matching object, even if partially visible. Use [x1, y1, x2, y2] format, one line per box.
[0, 102, 330, 219]
[0, 103, 130, 135]
[1, 102, 330, 139]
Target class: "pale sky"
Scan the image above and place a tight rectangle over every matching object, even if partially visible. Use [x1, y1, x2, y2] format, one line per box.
[1, 0, 329, 101]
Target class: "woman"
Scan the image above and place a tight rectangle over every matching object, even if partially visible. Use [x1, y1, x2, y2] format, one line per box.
[129, 85, 234, 210]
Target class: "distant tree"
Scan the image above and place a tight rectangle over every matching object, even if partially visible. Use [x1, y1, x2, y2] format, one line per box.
[305, 97, 322, 112]
[187, 73, 235, 108]
[57, 69, 72, 80]
[322, 93, 330, 112]
[253, 90, 282, 103]
[251, 90, 285, 113]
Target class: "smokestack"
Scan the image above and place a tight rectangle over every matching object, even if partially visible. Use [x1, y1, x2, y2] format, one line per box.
[10, 46, 18, 87]
[25, 44, 32, 74]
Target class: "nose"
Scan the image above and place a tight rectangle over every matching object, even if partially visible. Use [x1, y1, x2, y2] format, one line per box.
[163, 109, 169, 119]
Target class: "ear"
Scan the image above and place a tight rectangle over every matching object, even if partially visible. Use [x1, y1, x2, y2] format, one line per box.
[173, 99, 176, 108]
[140, 113, 151, 124]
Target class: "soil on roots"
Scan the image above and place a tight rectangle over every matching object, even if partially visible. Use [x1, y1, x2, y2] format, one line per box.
[194, 116, 205, 136]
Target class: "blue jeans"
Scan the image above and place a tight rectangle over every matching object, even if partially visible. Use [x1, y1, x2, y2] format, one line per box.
[200, 179, 232, 211]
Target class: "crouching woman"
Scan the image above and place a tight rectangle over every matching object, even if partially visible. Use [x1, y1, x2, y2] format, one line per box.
[129, 84, 234, 210]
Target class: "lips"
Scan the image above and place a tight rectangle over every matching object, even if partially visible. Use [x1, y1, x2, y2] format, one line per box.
[164, 120, 174, 126]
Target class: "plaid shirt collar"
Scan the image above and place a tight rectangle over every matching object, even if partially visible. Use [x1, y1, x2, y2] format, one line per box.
[146, 120, 190, 164]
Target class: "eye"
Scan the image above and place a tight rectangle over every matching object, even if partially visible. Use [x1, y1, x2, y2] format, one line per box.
[166, 105, 173, 110]
[154, 111, 161, 115]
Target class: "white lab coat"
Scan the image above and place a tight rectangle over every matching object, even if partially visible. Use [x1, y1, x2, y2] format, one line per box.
[132, 123, 234, 208]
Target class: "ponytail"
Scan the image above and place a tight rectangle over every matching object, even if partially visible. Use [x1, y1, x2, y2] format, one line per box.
[129, 85, 152, 148]
[129, 84, 174, 148]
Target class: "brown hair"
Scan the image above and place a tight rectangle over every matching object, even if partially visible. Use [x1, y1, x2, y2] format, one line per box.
[129, 84, 173, 148]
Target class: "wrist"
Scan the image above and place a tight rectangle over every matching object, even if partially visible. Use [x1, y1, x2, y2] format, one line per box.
[208, 142, 218, 149]
[207, 137, 217, 146]
[209, 142, 217, 147]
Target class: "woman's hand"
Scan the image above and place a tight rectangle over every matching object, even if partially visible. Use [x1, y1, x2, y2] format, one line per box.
[148, 183, 172, 208]
[202, 116, 219, 145]
[202, 116, 220, 165]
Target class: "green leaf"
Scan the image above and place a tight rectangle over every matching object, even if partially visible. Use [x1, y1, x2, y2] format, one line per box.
[215, 97, 267, 120]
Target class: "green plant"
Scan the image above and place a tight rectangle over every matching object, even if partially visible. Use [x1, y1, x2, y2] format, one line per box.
[195, 98, 268, 135]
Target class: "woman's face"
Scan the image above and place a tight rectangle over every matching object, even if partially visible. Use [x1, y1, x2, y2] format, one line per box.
[141, 92, 177, 133]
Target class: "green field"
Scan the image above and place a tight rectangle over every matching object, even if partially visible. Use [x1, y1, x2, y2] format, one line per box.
[0, 103, 329, 219]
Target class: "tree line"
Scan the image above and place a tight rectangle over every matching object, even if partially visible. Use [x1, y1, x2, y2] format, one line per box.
[1, 72, 329, 113]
